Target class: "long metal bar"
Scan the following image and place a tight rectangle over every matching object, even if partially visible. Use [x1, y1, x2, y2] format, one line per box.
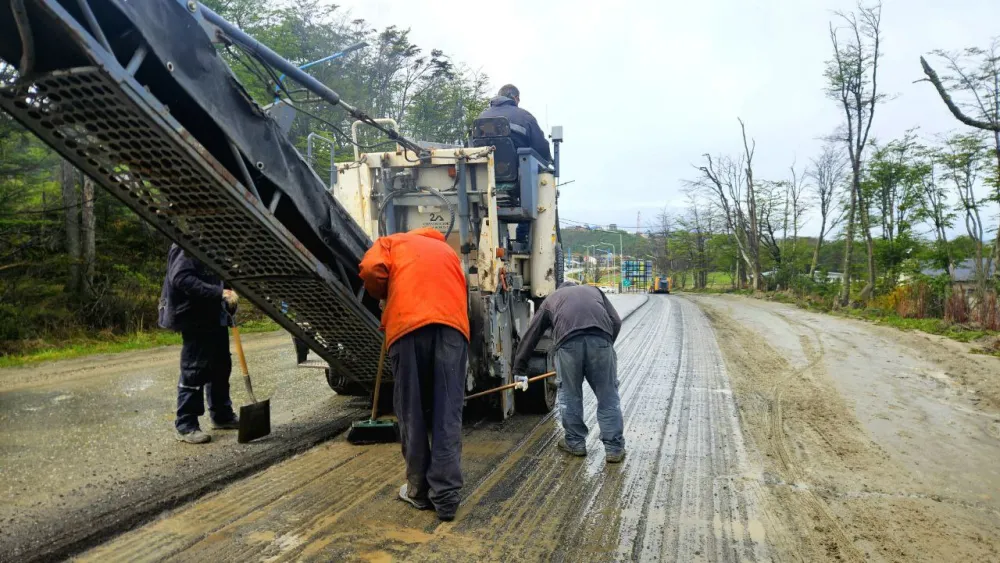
[456, 158, 471, 258]
[10, 0, 34, 77]
[75, 0, 111, 51]
[228, 141, 261, 201]
[124, 43, 148, 75]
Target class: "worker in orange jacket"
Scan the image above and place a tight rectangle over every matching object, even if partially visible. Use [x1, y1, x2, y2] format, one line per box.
[359, 227, 469, 522]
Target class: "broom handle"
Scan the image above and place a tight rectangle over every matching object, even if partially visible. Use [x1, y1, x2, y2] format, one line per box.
[370, 338, 387, 420]
[465, 371, 557, 401]
[231, 326, 256, 403]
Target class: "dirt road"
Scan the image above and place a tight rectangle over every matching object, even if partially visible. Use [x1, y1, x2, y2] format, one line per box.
[692, 294, 1000, 562]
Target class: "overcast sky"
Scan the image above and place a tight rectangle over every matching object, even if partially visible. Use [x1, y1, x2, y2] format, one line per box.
[334, 0, 999, 238]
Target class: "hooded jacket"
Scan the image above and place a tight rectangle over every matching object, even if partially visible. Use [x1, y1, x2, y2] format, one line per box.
[359, 228, 470, 348]
[512, 283, 622, 373]
[478, 96, 552, 162]
[158, 244, 227, 331]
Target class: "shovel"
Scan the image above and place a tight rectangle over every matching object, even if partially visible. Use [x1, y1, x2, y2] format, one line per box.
[231, 325, 271, 443]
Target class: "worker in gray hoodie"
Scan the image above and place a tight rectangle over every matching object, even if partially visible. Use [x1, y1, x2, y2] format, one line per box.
[512, 281, 626, 463]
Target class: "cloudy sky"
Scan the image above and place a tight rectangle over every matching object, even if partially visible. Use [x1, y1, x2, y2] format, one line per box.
[335, 0, 999, 237]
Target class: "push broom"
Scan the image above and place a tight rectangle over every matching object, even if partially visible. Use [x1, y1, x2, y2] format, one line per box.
[347, 338, 400, 444]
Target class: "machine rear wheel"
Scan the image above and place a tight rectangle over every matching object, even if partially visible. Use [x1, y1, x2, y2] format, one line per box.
[325, 368, 369, 396]
[516, 355, 558, 414]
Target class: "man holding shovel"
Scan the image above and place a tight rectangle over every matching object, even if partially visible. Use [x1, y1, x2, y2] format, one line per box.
[158, 244, 240, 444]
[359, 227, 469, 522]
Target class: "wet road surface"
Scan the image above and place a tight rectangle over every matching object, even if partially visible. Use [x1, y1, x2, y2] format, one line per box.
[0, 331, 369, 562]
[80, 295, 771, 562]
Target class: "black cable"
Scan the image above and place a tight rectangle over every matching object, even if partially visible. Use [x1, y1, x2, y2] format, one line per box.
[377, 184, 455, 239]
[230, 43, 427, 157]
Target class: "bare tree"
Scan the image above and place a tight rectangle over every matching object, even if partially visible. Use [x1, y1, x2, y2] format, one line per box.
[826, 1, 884, 305]
[787, 162, 810, 261]
[920, 39, 1000, 282]
[914, 151, 954, 277]
[757, 179, 786, 269]
[808, 144, 847, 275]
[739, 119, 764, 290]
[694, 149, 763, 291]
[654, 208, 673, 278]
[680, 191, 718, 289]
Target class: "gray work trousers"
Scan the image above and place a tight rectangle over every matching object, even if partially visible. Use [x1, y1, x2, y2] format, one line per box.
[390, 324, 468, 514]
[554, 332, 625, 454]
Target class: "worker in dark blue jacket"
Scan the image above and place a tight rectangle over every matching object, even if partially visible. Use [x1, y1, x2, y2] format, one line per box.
[477, 84, 552, 162]
[158, 244, 240, 444]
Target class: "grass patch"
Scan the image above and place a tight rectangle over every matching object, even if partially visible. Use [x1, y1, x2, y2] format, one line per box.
[0, 318, 281, 369]
[841, 309, 994, 343]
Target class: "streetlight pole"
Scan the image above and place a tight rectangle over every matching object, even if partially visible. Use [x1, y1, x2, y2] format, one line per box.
[586, 228, 625, 292]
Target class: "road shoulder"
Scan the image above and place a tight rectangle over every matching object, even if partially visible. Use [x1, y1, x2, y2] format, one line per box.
[689, 293, 1000, 562]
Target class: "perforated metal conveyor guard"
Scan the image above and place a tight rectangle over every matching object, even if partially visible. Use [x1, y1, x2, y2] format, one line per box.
[0, 1, 385, 389]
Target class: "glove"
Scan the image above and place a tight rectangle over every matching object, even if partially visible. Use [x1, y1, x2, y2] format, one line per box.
[223, 289, 239, 310]
[514, 375, 529, 391]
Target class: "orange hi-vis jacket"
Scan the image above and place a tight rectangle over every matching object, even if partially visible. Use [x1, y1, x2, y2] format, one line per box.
[358, 227, 470, 348]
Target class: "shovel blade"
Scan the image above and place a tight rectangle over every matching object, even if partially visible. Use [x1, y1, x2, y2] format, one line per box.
[238, 399, 271, 443]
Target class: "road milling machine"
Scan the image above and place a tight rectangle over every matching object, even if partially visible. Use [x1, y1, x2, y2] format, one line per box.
[0, 0, 564, 418]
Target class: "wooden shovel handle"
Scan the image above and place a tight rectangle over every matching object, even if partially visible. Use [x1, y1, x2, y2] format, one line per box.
[231, 326, 250, 378]
[370, 339, 387, 420]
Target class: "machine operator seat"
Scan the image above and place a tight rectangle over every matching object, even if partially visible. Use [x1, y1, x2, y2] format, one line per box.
[471, 116, 520, 183]
[470, 117, 548, 244]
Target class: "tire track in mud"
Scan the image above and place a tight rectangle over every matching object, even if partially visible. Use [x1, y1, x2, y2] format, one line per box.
[698, 299, 869, 562]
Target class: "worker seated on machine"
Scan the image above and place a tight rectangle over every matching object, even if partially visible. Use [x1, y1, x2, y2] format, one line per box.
[476, 84, 551, 163]
[475, 84, 552, 248]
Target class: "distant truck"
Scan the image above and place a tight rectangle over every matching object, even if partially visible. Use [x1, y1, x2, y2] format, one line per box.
[651, 276, 671, 294]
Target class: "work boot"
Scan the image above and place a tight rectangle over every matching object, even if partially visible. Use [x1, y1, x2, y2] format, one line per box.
[557, 438, 586, 457]
[606, 450, 627, 464]
[398, 484, 432, 511]
[211, 416, 240, 430]
[436, 506, 457, 522]
[175, 429, 211, 444]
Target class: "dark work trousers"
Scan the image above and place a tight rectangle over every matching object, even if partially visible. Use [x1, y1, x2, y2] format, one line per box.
[390, 324, 468, 515]
[554, 332, 625, 455]
[293, 337, 310, 363]
[175, 326, 236, 433]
